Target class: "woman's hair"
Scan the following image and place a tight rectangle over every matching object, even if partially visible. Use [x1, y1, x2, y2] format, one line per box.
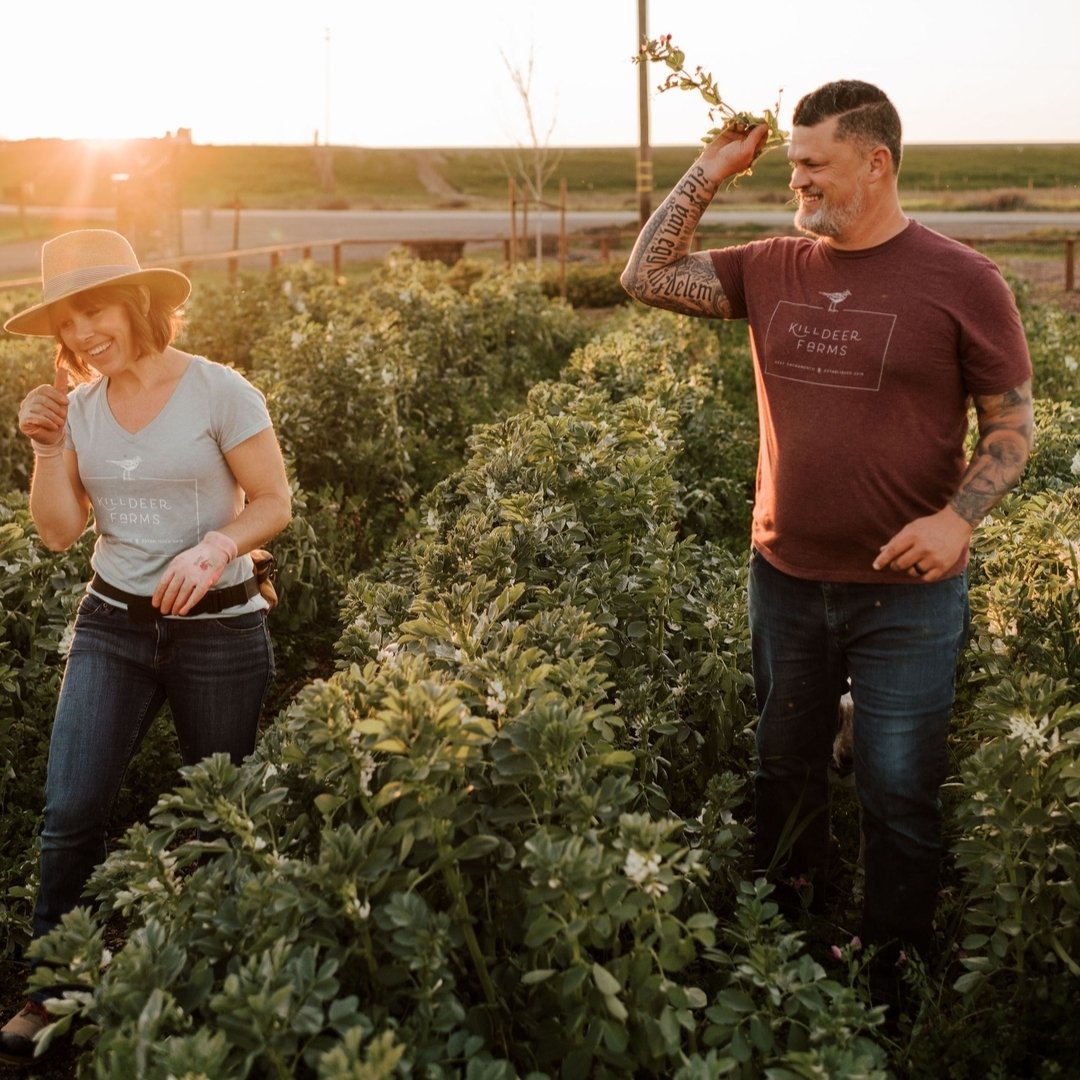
[52, 283, 184, 381]
[792, 80, 903, 172]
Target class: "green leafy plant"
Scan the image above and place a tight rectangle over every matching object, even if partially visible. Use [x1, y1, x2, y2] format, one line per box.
[3, 251, 1079, 1078]
[635, 35, 788, 156]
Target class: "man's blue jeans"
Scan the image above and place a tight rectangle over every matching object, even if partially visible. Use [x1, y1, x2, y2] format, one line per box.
[747, 549, 969, 952]
[31, 595, 274, 949]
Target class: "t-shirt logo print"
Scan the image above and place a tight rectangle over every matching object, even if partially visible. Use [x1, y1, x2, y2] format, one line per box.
[107, 455, 142, 481]
[820, 289, 852, 313]
[763, 296, 896, 392]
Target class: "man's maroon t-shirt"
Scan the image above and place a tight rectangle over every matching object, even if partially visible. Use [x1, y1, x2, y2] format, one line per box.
[710, 221, 1033, 583]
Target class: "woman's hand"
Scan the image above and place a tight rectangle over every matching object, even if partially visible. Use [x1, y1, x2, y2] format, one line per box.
[19, 367, 70, 449]
[153, 530, 237, 615]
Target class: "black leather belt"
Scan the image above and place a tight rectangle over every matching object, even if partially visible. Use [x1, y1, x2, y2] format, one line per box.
[89, 572, 260, 623]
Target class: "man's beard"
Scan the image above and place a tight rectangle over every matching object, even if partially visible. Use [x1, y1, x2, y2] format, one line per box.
[793, 186, 864, 240]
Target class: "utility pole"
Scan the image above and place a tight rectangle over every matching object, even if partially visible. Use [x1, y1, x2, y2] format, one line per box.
[636, 0, 653, 227]
[324, 27, 332, 147]
[318, 27, 335, 194]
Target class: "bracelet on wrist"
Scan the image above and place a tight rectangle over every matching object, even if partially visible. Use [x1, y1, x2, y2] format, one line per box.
[31, 439, 65, 458]
[203, 530, 238, 562]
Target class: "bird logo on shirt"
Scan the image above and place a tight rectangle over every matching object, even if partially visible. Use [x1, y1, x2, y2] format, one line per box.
[821, 290, 852, 313]
[108, 456, 142, 480]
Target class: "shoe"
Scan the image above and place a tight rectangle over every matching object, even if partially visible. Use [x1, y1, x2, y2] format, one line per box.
[0, 1000, 51, 1066]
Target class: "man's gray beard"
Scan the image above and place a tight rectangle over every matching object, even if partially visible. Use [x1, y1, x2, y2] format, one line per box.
[794, 189, 863, 240]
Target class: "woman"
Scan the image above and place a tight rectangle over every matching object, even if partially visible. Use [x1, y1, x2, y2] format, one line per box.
[0, 229, 291, 1063]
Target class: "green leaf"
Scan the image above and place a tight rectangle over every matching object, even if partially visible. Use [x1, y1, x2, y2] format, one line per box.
[602, 993, 629, 1022]
[524, 913, 561, 948]
[314, 793, 345, 818]
[954, 970, 985, 995]
[453, 833, 501, 860]
[521, 968, 556, 985]
[715, 989, 756, 1014]
[591, 962, 621, 996]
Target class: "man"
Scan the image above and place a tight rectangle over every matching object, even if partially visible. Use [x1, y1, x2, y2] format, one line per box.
[621, 81, 1032, 991]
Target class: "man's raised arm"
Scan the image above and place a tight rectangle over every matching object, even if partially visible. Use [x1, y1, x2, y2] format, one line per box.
[620, 124, 770, 319]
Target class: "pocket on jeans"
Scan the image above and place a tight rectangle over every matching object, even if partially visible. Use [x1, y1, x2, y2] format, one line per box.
[78, 594, 122, 620]
[206, 611, 267, 634]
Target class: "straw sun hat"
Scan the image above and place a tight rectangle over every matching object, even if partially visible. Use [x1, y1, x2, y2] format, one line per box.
[3, 229, 191, 337]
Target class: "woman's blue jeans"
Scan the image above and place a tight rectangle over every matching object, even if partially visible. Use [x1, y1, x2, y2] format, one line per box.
[747, 550, 969, 953]
[31, 594, 274, 950]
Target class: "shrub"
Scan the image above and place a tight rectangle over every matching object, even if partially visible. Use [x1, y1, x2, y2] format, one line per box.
[0, 336, 55, 493]
[540, 264, 628, 309]
[245, 256, 585, 564]
[5, 259, 1080, 1077]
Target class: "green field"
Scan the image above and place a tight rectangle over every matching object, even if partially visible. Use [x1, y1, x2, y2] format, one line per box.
[1, 137, 1078, 213]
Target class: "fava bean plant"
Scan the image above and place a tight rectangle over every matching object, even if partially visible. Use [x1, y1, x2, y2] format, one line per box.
[635, 35, 788, 159]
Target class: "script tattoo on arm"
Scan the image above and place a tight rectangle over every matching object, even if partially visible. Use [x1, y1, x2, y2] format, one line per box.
[620, 164, 733, 319]
[949, 380, 1034, 526]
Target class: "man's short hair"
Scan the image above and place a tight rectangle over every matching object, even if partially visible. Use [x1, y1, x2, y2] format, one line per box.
[792, 80, 903, 171]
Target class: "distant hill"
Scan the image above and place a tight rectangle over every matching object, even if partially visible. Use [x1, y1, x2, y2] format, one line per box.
[1, 137, 1078, 213]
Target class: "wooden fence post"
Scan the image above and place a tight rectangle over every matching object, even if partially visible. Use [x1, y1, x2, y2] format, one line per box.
[558, 179, 567, 301]
[1066, 238, 1075, 292]
[508, 178, 517, 266]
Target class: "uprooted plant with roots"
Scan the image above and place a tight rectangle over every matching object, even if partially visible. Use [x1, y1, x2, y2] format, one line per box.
[635, 34, 788, 170]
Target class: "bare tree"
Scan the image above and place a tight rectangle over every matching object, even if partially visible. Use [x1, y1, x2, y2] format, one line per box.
[501, 47, 562, 270]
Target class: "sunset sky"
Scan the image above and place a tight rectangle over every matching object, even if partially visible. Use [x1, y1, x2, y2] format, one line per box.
[3, 0, 1077, 148]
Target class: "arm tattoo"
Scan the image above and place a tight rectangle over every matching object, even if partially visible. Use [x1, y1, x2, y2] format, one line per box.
[949, 383, 1034, 526]
[621, 164, 732, 319]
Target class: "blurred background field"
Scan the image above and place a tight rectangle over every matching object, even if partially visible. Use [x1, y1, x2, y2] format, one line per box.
[1, 138, 1079, 215]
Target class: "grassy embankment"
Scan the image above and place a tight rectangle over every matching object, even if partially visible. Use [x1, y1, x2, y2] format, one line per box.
[0, 139, 1076, 303]
[1, 138, 1078, 216]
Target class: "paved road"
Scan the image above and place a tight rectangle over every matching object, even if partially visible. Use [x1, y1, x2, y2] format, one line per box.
[1, 205, 1077, 279]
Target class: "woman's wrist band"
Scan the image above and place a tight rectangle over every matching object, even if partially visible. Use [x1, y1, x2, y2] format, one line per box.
[203, 530, 238, 562]
[31, 439, 65, 458]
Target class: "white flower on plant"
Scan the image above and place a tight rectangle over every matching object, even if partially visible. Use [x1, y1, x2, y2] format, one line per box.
[623, 848, 668, 898]
[1006, 713, 1055, 751]
[1064, 354, 1077, 372]
[290, 330, 304, 349]
[1070, 450, 1080, 477]
[1059, 539, 1079, 586]
[986, 603, 1018, 642]
[485, 678, 508, 716]
[357, 752, 376, 798]
[58, 621, 76, 659]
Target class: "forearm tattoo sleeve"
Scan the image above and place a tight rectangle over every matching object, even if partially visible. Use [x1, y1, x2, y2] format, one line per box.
[621, 164, 731, 319]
